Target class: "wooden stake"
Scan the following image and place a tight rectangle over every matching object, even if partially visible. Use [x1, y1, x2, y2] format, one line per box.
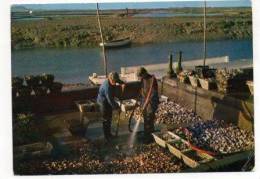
[96, 3, 108, 77]
[203, 0, 207, 67]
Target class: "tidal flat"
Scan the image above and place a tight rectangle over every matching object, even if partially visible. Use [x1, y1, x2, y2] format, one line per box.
[11, 7, 252, 49]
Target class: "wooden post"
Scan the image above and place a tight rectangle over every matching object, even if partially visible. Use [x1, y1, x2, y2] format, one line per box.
[126, 8, 129, 17]
[203, 0, 207, 67]
[96, 3, 108, 77]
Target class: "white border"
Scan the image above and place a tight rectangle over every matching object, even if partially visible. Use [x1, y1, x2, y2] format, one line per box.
[1, 0, 259, 179]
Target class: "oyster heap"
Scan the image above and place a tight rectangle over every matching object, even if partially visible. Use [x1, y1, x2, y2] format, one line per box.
[107, 143, 185, 173]
[15, 142, 186, 174]
[155, 101, 202, 126]
[186, 120, 254, 154]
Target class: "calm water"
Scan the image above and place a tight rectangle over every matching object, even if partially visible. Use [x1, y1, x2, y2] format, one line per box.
[12, 39, 253, 83]
[133, 12, 223, 18]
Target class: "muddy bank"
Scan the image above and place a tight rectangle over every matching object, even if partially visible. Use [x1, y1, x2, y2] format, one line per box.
[11, 11, 252, 49]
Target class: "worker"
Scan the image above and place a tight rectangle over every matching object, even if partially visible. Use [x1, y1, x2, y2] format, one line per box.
[97, 72, 125, 141]
[137, 67, 159, 143]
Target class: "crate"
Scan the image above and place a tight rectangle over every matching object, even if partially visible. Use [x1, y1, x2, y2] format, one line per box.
[75, 100, 102, 124]
[167, 141, 191, 159]
[166, 131, 191, 159]
[117, 99, 137, 112]
[167, 131, 189, 144]
[198, 78, 217, 90]
[152, 132, 174, 148]
[188, 76, 199, 87]
[14, 142, 53, 160]
[160, 95, 168, 103]
[167, 131, 215, 168]
[182, 150, 214, 168]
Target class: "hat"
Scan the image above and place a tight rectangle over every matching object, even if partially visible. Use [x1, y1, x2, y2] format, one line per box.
[108, 72, 124, 84]
[137, 67, 148, 77]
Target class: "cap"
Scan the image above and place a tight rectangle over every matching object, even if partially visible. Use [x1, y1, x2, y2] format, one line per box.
[137, 67, 148, 77]
[108, 72, 124, 84]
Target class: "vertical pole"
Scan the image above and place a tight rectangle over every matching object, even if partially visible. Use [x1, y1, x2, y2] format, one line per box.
[203, 0, 207, 67]
[96, 3, 108, 77]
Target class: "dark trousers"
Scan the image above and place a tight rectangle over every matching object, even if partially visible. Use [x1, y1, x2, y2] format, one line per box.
[143, 107, 155, 143]
[98, 101, 113, 139]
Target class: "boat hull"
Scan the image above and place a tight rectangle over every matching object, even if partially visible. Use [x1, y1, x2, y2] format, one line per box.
[99, 38, 131, 48]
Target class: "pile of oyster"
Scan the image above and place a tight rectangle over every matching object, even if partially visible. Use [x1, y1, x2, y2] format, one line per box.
[107, 143, 185, 173]
[155, 101, 202, 125]
[132, 100, 202, 126]
[185, 120, 254, 154]
[15, 142, 186, 174]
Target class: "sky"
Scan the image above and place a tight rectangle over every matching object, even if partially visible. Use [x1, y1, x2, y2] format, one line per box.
[15, 0, 251, 10]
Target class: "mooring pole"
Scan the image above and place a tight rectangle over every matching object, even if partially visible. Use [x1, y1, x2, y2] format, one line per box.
[96, 3, 108, 77]
[203, 0, 207, 67]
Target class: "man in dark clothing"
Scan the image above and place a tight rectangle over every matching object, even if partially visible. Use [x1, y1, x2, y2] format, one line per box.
[97, 72, 125, 141]
[137, 67, 159, 143]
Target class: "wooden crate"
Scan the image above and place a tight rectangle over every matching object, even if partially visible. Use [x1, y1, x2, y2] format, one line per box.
[152, 133, 167, 148]
[152, 132, 175, 148]
[199, 78, 216, 90]
[75, 99, 102, 124]
[167, 131, 215, 168]
[188, 76, 199, 87]
[117, 99, 137, 112]
[167, 142, 191, 159]
[167, 131, 189, 144]
[166, 131, 190, 159]
[182, 150, 214, 168]
[14, 142, 53, 160]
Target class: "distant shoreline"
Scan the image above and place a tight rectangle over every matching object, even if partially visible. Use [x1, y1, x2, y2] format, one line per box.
[11, 7, 252, 50]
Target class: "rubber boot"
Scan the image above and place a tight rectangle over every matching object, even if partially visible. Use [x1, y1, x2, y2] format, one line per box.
[103, 121, 111, 141]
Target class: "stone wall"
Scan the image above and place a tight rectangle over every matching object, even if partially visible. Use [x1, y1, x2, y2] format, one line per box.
[13, 82, 141, 115]
[161, 78, 254, 131]
[13, 78, 253, 131]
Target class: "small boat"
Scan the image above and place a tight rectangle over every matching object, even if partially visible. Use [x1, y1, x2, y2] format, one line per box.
[99, 37, 131, 48]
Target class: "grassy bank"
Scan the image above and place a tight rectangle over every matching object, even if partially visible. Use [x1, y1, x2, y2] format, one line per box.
[11, 8, 252, 49]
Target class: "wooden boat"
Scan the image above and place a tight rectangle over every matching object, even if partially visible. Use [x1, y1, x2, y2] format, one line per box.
[99, 37, 131, 48]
